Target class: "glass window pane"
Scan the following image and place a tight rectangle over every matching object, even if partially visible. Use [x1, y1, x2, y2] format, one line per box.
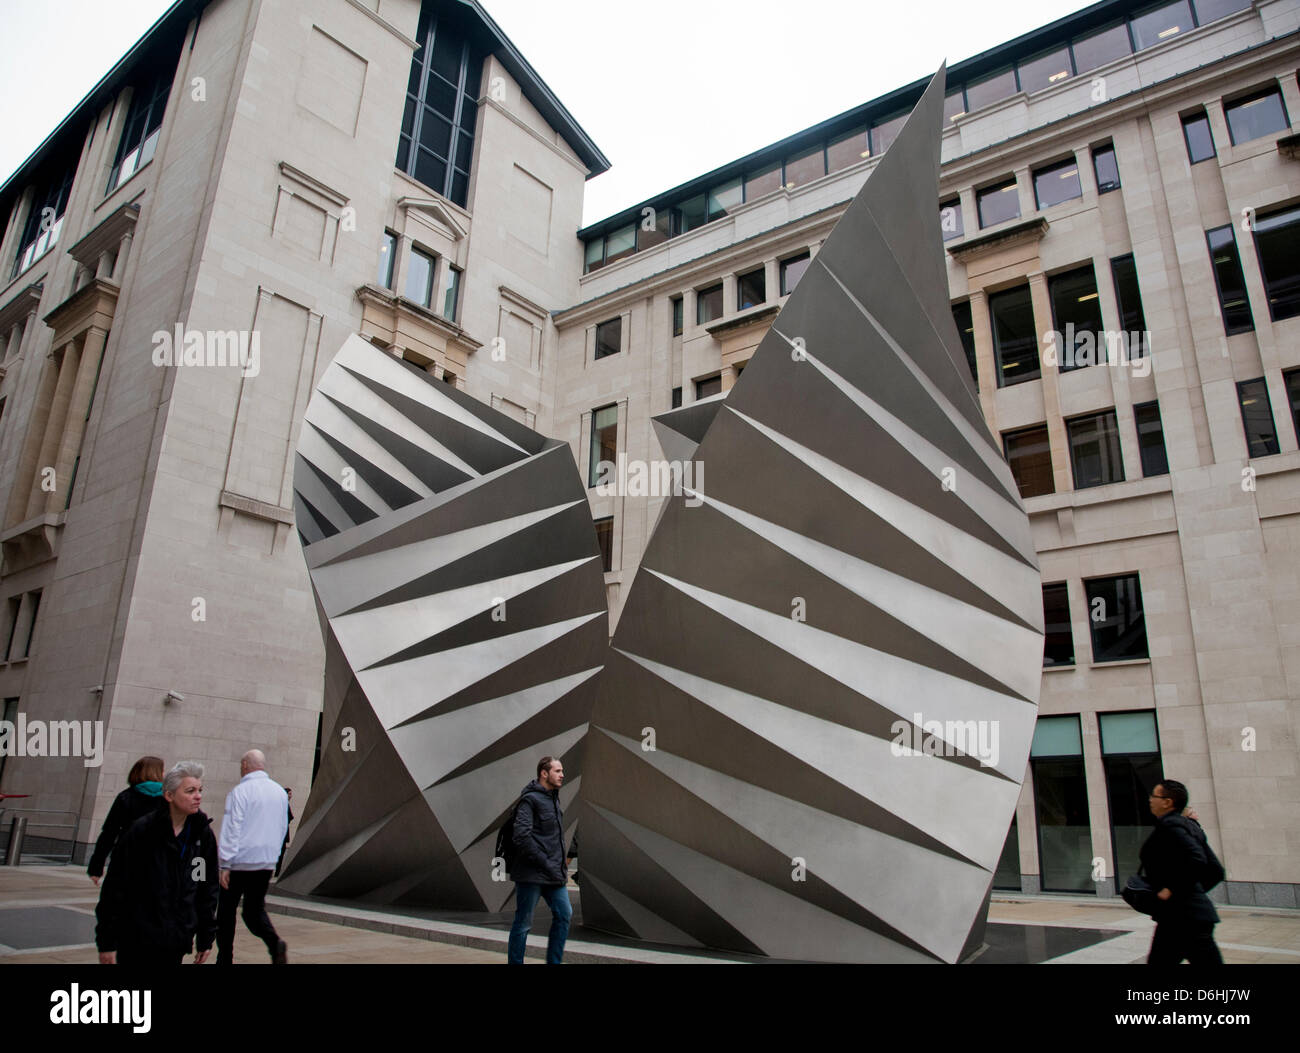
[1071, 23, 1132, 73]
[870, 112, 908, 155]
[940, 198, 963, 242]
[589, 405, 618, 486]
[671, 296, 683, 337]
[1104, 752, 1164, 890]
[1034, 159, 1083, 209]
[1193, 0, 1251, 21]
[605, 224, 636, 264]
[1092, 144, 1121, 192]
[1042, 582, 1074, 666]
[944, 90, 967, 123]
[708, 178, 743, 220]
[827, 127, 870, 171]
[744, 164, 782, 200]
[671, 386, 683, 409]
[965, 68, 1017, 111]
[1131, 1, 1193, 51]
[1111, 254, 1148, 345]
[1067, 410, 1125, 488]
[678, 194, 708, 233]
[1085, 574, 1148, 661]
[1100, 711, 1159, 755]
[1206, 225, 1255, 334]
[695, 375, 722, 399]
[784, 147, 825, 188]
[405, 247, 434, 306]
[977, 177, 1021, 228]
[1237, 377, 1280, 457]
[1284, 368, 1300, 444]
[696, 283, 723, 324]
[1003, 425, 1055, 498]
[377, 231, 396, 288]
[1018, 47, 1073, 94]
[442, 266, 460, 321]
[989, 284, 1040, 385]
[1225, 88, 1289, 145]
[993, 817, 1021, 890]
[1134, 401, 1169, 476]
[1049, 265, 1104, 372]
[595, 317, 621, 360]
[780, 253, 810, 296]
[951, 300, 977, 389]
[1033, 755, 1093, 892]
[414, 149, 447, 193]
[595, 517, 614, 573]
[737, 268, 765, 310]
[637, 205, 672, 251]
[1182, 111, 1216, 163]
[1032, 715, 1083, 757]
[1252, 205, 1300, 322]
[584, 238, 604, 273]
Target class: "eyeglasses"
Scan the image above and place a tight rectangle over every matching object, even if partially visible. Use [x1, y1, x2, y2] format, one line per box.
[1148, 793, 1172, 800]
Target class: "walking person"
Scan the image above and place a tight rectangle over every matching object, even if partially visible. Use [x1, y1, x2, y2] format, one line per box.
[273, 788, 294, 879]
[95, 760, 219, 966]
[506, 756, 574, 964]
[87, 755, 166, 886]
[1141, 780, 1223, 965]
[216, 749, 290, 964]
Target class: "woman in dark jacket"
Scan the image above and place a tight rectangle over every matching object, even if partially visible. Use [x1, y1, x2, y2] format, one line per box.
[95, 760, 220, 966]
[1140, 779, 1222, 965]
[88, 755, 166, 885]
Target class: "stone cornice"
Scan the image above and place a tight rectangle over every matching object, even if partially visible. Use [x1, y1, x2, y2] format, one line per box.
[0, 282, 43, 332]
[42, 277, 120, 342]
[946, 217, 1049, 264]
[66, 202, 139, 267]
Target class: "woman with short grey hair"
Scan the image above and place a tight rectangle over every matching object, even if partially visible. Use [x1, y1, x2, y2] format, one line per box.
[95, 760, 220, 965]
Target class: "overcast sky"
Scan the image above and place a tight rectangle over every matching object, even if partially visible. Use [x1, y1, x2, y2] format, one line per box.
[0, 0, 1099, 226]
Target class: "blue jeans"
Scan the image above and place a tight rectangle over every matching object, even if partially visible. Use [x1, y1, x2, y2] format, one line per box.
[507, 882, 571, 964]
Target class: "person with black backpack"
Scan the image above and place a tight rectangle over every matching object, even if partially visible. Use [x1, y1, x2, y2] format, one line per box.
[499, 756, 574, 964]
[1139, 779, 1224, 965]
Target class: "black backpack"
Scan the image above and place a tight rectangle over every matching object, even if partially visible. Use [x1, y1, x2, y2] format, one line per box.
[1172, 814, 1225, 892]
[494, 795, 527, 872]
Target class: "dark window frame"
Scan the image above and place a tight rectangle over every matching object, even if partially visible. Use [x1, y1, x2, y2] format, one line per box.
[1181, 109, 1217, 163]
[1205, 225, 1256, 335]
[1033, 157, 1084, 210]
[588, 404, 618, 488]
[1002, 423, 1056, 499]
[737, 267, 766, 310]
[1236, 376, 1280, 457]
[1066, 409, 1126, 489]
[1223, 84, 1291, 146]
[1042, 581, 1075, 667]
[1084, 573, 1148, 663]
[977, 176, 1022, 229]
[696, 282, 724, 325]
[1091, 142, 1121, 193]
[594, 316, 622, 361]
[1134, 400, 1170, 477]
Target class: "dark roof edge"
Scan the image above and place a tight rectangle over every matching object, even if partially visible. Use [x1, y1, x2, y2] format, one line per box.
[459, 0, 610, 177]
[0, 0, 203, 211]
[575, 0, 1212, 238]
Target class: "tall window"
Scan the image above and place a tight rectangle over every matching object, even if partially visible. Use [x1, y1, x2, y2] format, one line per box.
[1067, 410, 1124, 489]
[737, 267, 766, 310]
[108, 60, 175, 192]
[1181, 110, 1216, 163]
[1237, 377, 1279, 457]
[1285, 368, 1300, 444]
[1206, 226, 1255, 334]
[397, 4, 484, 207]
[950, 300, 977, 389]
[671, 296, 683, 337]
[377, 230, 397, 288]
[977, 177, 1021, 228]
[0, 697, 17, 785]
[1085, 574, 1147, 662]
[1033, 158, 1082, 210]
[1018, 46, 1073, 94]
[988, 284, 1039, 386]
[695, 375, 722, 400]
[1100, 711, 1164, 891]
[1134, 401, 1169, 477]
[1003, 425, 1054, 498]
[1110, 254, 1148, 355]
[14, 159, 75, 277]
[1224, 86, 1289, 146]
[780, 253, 810, 296]
[940, 198, 963, 242]
[697, 283, 723, 325]
[1030, 716, 1092, 892]
[588, 405, 617, 487]
[442, 265, 461, 321]
[594, 317, 621, 360]
[1251, 204, 1300, 323]
[1091, 143, 1120, 193]
[405, 247, 435, 307]
[1042, 583, 1075, 667]
[594, 517, 614, 573]
[1048, 265, 1104, 372]
[1130, 1, 1192, 51]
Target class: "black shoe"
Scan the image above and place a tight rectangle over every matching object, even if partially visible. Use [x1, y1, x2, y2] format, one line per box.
[272, 938, 288, 965]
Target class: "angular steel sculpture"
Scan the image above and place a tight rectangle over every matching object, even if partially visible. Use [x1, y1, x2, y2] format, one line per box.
[280, 335, 605, 908]
[576, 67, 1044, 962]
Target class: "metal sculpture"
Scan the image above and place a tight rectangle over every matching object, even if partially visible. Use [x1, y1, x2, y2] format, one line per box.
[575, 66, 1044, 962]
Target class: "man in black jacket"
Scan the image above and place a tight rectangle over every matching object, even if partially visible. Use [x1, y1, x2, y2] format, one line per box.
[1140, 779, 1223, 965]
[95, 760, 220, 966]
[506, 756, 573, 964]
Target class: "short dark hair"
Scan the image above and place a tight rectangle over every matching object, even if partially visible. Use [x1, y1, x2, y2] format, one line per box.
[537, 756, 554, 780]
[1160, 779, 1189, 813]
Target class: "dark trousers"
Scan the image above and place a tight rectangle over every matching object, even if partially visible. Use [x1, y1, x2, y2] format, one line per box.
[117, 945, 186, 966]
[217, 869, 279, 964]
[1148, 921, 1223, 965]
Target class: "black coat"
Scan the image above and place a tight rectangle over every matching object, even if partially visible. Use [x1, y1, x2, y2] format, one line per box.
[87, 785, 166, 878]
[509, 780, 570, 886]
[1138, 813, 1220, 926]
[95, 806, 220, 955]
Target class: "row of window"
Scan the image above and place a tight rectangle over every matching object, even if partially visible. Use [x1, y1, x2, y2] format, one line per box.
[943, 77, 1293, 245]
[582, 0, 1256, 274]
[376, 230, 461, 321]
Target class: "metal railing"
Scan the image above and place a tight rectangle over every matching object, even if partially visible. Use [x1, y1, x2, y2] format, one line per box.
[1, 808, 79, 865]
